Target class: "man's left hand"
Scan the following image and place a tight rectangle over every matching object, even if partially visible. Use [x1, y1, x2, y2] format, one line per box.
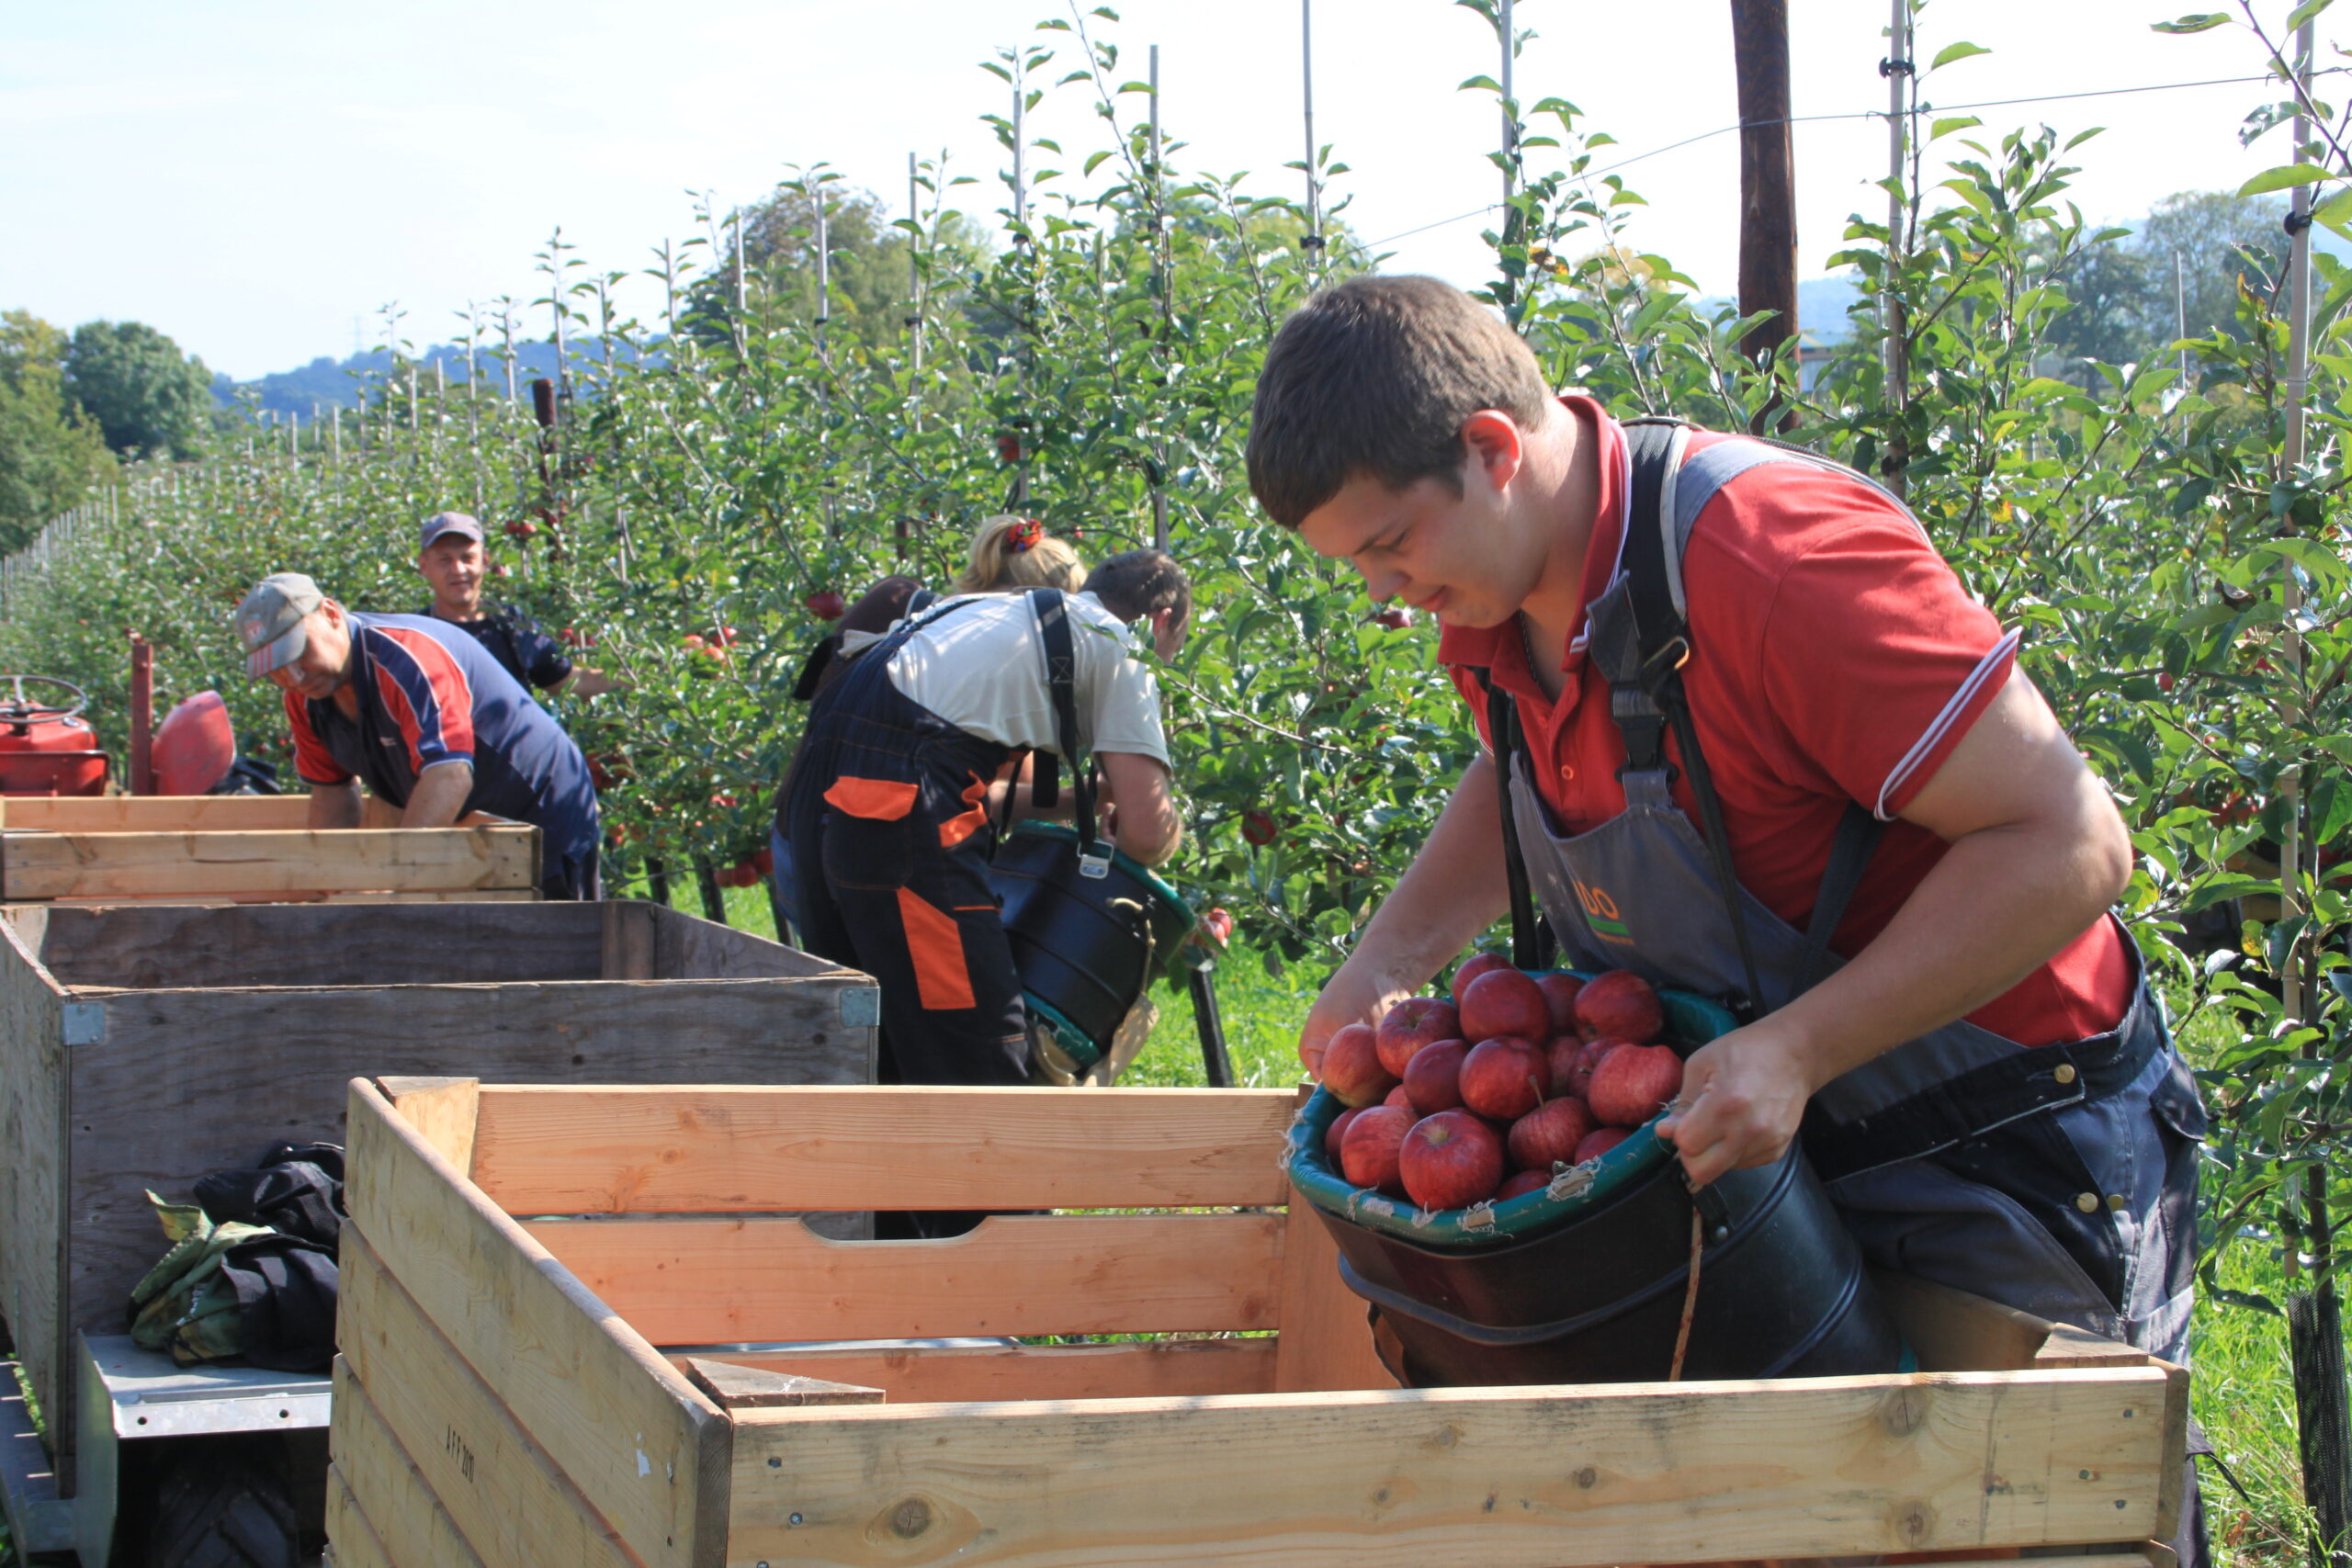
[1657, 1015, 1817, 1188]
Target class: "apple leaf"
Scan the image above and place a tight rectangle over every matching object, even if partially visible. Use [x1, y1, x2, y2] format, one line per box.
[2239, 163, 2333, 197]
[1932, 41, 1992, 69]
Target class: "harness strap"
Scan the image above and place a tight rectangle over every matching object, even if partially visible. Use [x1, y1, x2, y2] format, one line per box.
[1477, 670, 1555, 971]
[1028, 588, 1102, 861]
[1796, 804, 1883, 996]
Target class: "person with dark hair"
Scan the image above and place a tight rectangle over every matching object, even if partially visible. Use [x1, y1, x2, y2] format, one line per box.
[1250, 275, 2207, 1564]
[778, 549, 1188, 1152]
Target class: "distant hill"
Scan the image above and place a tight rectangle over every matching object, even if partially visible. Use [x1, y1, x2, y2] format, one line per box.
[211, 340, 642, 416]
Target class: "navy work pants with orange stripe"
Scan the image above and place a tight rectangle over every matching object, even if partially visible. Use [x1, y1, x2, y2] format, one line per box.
[782, 636, 1030, 1096]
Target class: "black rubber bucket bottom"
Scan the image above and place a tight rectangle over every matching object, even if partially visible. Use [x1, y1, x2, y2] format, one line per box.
[1317, 1142, 1905, 1387]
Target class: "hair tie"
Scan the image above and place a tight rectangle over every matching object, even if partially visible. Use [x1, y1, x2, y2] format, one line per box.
[1007, 517, 1045, 554]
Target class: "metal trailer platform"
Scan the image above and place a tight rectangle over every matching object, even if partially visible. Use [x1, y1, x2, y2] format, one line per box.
[1, 1336, 331, 1563]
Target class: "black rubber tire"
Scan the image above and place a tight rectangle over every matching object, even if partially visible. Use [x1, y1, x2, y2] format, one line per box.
[145, 1438, 300, 1568]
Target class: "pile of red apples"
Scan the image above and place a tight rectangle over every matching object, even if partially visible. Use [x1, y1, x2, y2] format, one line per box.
[1316, 957, 1685, 1213]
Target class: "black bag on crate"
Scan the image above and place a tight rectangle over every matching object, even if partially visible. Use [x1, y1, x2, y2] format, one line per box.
[127, 1144, 345, 1372]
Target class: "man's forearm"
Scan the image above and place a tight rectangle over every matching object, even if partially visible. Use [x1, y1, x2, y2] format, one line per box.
[1347, 754, 1513, 992]
[401, 762, 475, 828]
[308, 781, 363, 829]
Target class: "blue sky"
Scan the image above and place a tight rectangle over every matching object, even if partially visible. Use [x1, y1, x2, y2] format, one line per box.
[0, 1, 2317, 378]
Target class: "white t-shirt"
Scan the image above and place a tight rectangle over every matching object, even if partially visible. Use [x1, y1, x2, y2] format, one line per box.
[870, 591, 1170, 768]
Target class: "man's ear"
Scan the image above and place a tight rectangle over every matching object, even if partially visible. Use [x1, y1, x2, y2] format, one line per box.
[1459, 409, 1527, 493]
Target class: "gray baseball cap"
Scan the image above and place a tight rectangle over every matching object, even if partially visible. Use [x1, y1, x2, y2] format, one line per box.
[233, 572, 326, 678]
[419, 511, 484, 550]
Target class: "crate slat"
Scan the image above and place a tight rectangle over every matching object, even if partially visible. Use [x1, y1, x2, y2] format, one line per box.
[726, 1367, 2174, 1567]
[336, 1233, 636, 1568]
[323, 1463, 395, 1568]
[347, 1080, 729, 1568]
[677, 1339, 1278, 1404]
[469, 1085, 1297, 1213]
[0, 822, 537, 898]
[525, 1212, 1285, 1343]
[330, 1363, 487, 1568]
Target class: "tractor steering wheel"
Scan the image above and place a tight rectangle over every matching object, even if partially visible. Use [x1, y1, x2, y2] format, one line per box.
[0, 675, 90, 725]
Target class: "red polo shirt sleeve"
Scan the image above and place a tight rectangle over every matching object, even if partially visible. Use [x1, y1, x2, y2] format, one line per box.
[1688, 465, 2018, 821]
[281, 691, 351, 787]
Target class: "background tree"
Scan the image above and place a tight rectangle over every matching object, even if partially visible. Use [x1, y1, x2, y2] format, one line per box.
[62, 319, 214, 460]
[2134, 188, 2289, 344]
[0, 310, 118, 551]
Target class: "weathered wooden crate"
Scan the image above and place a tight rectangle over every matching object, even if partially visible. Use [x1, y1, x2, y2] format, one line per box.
[327, 1079, 2188, 1568]
[0, 901, 877, 1491]
[0, 794, 538, 901]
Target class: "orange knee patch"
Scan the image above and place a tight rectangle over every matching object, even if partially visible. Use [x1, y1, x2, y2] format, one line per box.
[897, 886, 978, 1010]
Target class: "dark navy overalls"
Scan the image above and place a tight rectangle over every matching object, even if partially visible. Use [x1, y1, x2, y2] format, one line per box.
[1484, 423, 2209, 1561]
[782, 598, 1031, 1090]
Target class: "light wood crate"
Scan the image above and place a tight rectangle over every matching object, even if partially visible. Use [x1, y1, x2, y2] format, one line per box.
[0, 794, 538, 901]
[327, 1078, 2188, 1568]
[0, 902, 877, 1494]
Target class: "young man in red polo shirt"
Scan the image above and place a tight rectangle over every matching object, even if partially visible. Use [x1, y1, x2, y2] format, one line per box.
[1249, 276, 2205, 1558]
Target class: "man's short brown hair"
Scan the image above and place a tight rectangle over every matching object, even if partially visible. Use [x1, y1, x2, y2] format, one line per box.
[1084, 549, 1191, 627]
[1245, 275, 1551, 528]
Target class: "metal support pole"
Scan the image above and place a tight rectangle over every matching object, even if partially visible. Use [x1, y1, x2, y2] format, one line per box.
[1189, 959, 1236, 1089]
[908, 152, 925, 370]
[1302, 0, 1322, 278]
[1499, 0, 1515, 209]
[1882, 0, 1912, 495]
[1012, 62, 1027, 238]
[814, 186, 831, 366]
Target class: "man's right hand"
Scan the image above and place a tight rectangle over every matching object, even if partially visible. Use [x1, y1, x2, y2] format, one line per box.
[1297, 955, 1415, 1077]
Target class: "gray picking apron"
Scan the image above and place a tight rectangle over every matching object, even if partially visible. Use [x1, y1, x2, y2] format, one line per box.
[1480, 425, 2205, 1376]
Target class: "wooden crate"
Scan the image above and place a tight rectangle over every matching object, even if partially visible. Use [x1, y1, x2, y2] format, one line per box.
[0, 901, 877, 1492]
[0, 794, 538, 900]
[329, 1079, 2188, 1568]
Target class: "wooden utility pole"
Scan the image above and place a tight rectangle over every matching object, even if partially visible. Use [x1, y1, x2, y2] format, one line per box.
[1731, 0, 1799, 423]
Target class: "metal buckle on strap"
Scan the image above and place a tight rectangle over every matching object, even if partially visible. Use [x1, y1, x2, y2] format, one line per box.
[1637, 633, 1692, 689]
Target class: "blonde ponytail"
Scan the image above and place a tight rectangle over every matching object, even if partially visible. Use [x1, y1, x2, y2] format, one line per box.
[954, 514, 1086, 594]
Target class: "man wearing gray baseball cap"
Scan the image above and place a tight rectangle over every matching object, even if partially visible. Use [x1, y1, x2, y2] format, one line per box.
[234, 571, 603, 898]
[413, 512, 618, 699]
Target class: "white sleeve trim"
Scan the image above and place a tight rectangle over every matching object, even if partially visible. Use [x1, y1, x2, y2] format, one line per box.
[1872, 627, 2020, 821]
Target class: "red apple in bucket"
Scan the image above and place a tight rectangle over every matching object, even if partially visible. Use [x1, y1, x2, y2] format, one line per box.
[1507, 1096, 1596, 1173]
[1375, 996, 1460, 1077]
[1563, 1035, 1627, 1098]
[1401, 1038, 1469, 1116]
[1449, 952, 1510, 1010]
[1324, 1106, 1362, 1166]
[1459, 967, 1550, 1043]
[1340, 1105, 1414, 1196]
[1576, 1126, 1634, 1163]
[1575, 970, 1664, 1044]
[1497, 1168, 1551, 1201]
[1588, 1043, 1685, 1128]
[1458, 1036, 1551, 1122]
[1399, 1110, 1506, 1212]
[1536, 971, 1585, 1035]
[1319, 1023, 1396, 1109]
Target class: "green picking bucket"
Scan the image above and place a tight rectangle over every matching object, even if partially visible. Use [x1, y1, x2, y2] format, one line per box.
[989, 822, 1193, 1071]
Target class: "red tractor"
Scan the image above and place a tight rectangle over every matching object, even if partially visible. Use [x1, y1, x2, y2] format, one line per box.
[0, 675, 108, 796]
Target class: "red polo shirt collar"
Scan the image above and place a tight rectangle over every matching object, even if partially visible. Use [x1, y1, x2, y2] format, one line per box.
[1434, 393, 1627, 709]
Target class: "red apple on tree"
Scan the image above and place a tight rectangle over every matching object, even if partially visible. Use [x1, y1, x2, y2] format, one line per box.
[1319, 1023, 1397, 1108]
[1399, 1110, 1507, 1211]
[1375, 996, 1460, 1077]
[1241, 810, 1279, 847]
[1340, 1105, 1414, 1195]
[1401, 1038, 1469, 1116]
[1201, 907, 1235, 947]
[804, 589, 846, 621]
[1459, 1036, 1551, 1121]
[1373, 605, 1412, 629]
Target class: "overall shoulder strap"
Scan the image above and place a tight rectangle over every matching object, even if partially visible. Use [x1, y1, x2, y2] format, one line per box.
[1029, 588, 1099, 859]
[1468, 665, 1554, 972]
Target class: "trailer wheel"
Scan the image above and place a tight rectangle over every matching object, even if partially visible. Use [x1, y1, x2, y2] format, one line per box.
[145, 1437, 300, 1568]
